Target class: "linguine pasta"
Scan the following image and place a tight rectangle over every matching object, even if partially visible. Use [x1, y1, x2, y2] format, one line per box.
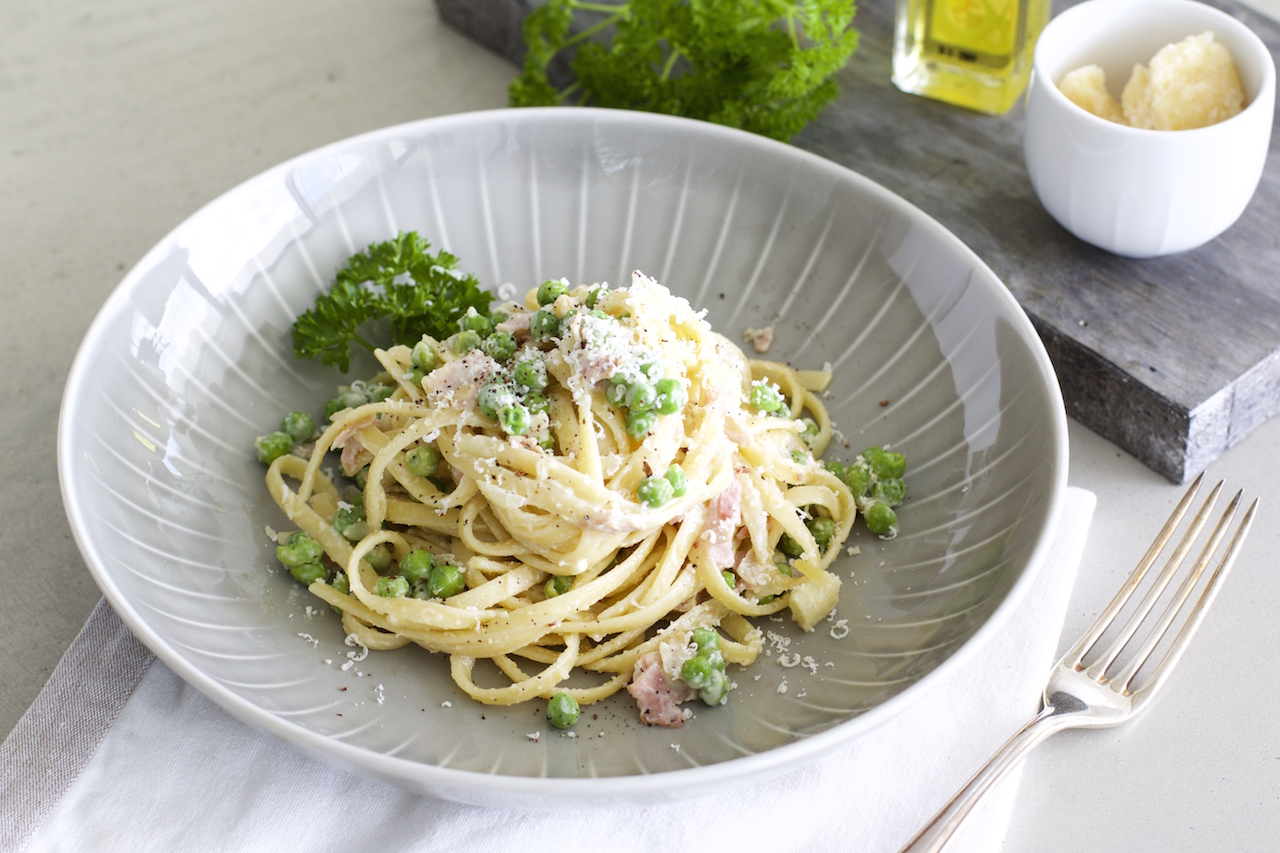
[265, 271, 859, 723]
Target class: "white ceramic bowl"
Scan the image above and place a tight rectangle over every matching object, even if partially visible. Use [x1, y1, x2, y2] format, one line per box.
[59, 108, 1068, 808]
[1024, 0, 1275, 258]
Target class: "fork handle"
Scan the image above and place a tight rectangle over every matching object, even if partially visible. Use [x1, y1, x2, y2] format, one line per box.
[898, 704, 1077, 852]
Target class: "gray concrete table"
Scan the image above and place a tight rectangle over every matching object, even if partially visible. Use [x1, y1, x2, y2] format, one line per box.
[4, 1, 1278, 849]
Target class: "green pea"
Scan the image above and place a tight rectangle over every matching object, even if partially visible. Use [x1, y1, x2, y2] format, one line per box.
[290, 562, 327, 586]
[280, 411, 316, 443]
[837, 460, 871, 497]
[483, 331, 517, 362]
[365, 544, 393, 574]
[403, 366, 425, 387]
[873, 477, 907, 507]
[778, 533, 804, 558]
[498, 403, 530, 436]
[332, 572, 350, 595]
[757, 594, 775, 605]
[452, 329, 482, 354]
[537, 279, 568, 306]
[585, 285, 607, 308]
[809, 516, 837, 549]
[411, 340, 437, 371]
[477, 379, 513, 419]
[700, 669, 731, 705]
[343, 387, 369, 404]
[405, 445, 440, 477]
[604, 380, 628, 407]
[285, 530, 315, 546]
[654, 378, 686, 415]
[531, 309, 561, 341]
[524, 391, 550, 416]
[513, 357, 547, 392]
[680, 656, 715, 690]
[255, 431, 293, 464]
[457, 307, 492, 336]
[353, 466, 370, 491]
[747, 382, 783, 413]
[490, 311, 509, 327]
[536, 429, 554, 451]
[692, 626, 718, 651]
[427, 562, 466, 598]
[722, 569, 736, 588]
[775, 554, 794, 576]
[546, 692, 580, 729]
[544, 574, 573, 598]
[798, 417, 820, 447]
[626, 380, 657, 412]
[791, 449, 809, 464]
[323, 398, 346, 421]
[375, 575, 409, 598]
[332, 502, 364, 528]
[399, 549, 434, 585]
[324, 389, 367, 422]
[864, 501, 899, 536]
[364, 383, 395, 403]
[863, 446, 907, 480]
[636, 475, 673, 508]
[276, 531, 323, 567]
[625, 408, 656, 440]
[664, 465, 687, 497]
[332, 503, 368, 541]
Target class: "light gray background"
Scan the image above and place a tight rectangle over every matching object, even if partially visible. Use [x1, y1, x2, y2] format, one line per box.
[5, 0, 1279, 848]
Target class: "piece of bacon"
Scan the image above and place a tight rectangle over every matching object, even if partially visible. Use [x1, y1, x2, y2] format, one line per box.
[422, 350, 499, 410]
[627, 652, 695, 728]
[700, 478, 742, 569]
[331, 415, 377, 476]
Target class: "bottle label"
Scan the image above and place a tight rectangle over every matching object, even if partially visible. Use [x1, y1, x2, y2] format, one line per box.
[927, 0, 1021, 65]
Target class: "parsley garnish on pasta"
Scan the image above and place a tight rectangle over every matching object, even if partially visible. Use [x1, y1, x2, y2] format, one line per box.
[257, 237, 906, 729]
[289, 232, 493, 372]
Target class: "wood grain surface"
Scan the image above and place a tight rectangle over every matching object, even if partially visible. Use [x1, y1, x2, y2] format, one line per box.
[438, 0, 1280, 482]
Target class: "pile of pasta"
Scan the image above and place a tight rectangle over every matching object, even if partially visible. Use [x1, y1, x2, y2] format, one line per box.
[265, 272, 855, 709]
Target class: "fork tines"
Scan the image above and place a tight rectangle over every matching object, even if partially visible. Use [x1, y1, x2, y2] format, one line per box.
[1067, 473, 1258, 697]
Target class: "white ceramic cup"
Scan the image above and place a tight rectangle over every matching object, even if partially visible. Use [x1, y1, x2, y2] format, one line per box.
[1023, 0, 1275, 258]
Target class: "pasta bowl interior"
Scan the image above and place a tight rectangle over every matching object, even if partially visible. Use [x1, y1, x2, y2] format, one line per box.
[59, 108, 1068, 808]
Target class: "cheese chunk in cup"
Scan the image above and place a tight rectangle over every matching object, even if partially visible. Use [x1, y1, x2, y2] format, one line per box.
[1058, 30, 1245, 129]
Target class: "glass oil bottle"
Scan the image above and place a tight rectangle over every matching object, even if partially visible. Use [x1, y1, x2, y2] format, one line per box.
[892, 0, 1051, 114]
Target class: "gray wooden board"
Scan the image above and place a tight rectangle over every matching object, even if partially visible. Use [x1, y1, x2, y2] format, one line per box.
[439, 0, 1280, 483]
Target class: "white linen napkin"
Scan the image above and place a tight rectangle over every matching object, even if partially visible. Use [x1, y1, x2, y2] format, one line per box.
[9, 488, 1095, 853]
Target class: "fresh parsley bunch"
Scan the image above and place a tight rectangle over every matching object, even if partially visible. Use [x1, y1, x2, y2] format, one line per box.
[508, 0, 859, 142]
[290, 232, 493, 372]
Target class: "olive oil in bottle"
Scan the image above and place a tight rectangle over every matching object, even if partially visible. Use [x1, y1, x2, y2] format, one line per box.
[891, 0, 1050, 114]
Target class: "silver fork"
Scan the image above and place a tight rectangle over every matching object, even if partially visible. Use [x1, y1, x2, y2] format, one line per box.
[900, 474, 1258, 853]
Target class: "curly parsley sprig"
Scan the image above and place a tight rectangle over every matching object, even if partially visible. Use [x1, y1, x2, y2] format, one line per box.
[509, 0, 859, 142]
[290, 232, 493, 372]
